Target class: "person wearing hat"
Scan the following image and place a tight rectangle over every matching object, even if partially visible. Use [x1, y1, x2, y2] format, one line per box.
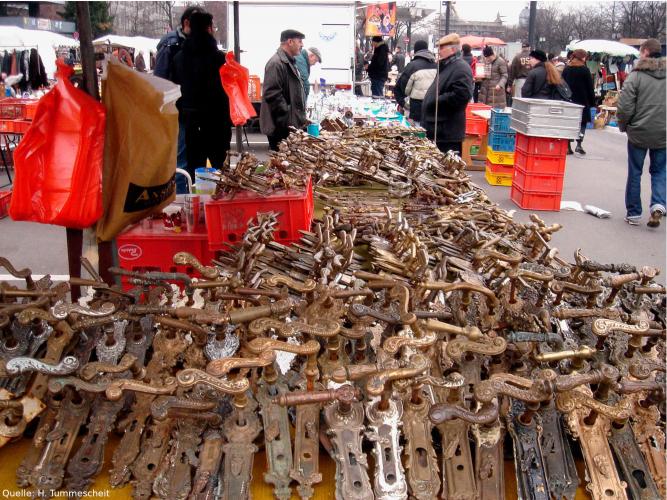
[478, 46, 508, 109]
[507, 42, 532, 97]
[521, 49, 563, 99]
[393, 40, 436, 126]
[295, 46, 322, 101]
[260, 29, 308, 151]
[562, 48, 595, 155]
[421, 33, 474, 155]
[367, 35, 390, 97]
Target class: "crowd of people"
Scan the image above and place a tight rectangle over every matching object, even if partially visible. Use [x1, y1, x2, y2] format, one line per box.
[359, 34, 664, 228]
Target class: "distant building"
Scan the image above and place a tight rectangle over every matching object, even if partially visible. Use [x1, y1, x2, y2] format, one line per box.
[440, 11, 505, 39]
[0, 1, 74, 34]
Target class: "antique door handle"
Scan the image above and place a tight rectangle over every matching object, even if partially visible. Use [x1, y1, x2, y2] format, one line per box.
[382, 331, 438, 355]
[173, 251, 220, 279]
[206, 350, 275, 377]
[248, 317, 340, 338]
[79, 353, 144, 381]
[175, 369, 250, 395]
[5, 356, 79, 376]
[423, 318, 483, 340]
[51, 301, 115, 319]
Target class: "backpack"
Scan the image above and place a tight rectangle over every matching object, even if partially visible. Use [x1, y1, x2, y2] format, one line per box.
[550, 80, 573, 102]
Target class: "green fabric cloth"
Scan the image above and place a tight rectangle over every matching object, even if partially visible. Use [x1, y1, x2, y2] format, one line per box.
[295, 49, 311, 99]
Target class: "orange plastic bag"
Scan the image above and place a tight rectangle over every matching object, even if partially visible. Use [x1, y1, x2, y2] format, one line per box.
[9, 59, 105, 228]
[219, 52, 257, 126]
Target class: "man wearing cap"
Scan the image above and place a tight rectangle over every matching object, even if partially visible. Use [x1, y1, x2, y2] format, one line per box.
[421, 33, 474, 155]
[507, 42, 532, 97]
[260, 29, 308, 151]
[367, 35, 390, 97]
[295, 46, 322, 101]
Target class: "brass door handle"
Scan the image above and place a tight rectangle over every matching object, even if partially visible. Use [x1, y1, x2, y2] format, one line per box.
[274, 384, 360, 407]
[382, 331, 438, 354]
[423, 319, 483, 340]
[429, 399, 499, 425]
[51, 301, 115, 319]
[365, 353, 430, 396]
[175, 369, 249, 395]
[79, 353, 144, 381]
[173, 251, 220, 279]
[248, 317, 340, 338]
[206, 350, 275, 377]
[533, 346, 596, 363]
[445, 336, 507, 361]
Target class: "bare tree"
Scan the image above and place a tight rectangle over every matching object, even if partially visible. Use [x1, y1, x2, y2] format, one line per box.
[639, 1, 666, 39]
[156, 1, 176, 31]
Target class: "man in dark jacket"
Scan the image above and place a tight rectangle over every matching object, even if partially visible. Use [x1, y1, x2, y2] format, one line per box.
[393, 46, 405, 72]
[507, 42, 532, 97]
[154, 5, 203, 192]
[421, 33, 473, 155]
[171, 12, 231, 180]
[367, 35, 389, 96]
[521, 50, 552, 99]
[617, 38, 666, 227]
[394, 40, 436, 126]
[260, 29, 308, 151]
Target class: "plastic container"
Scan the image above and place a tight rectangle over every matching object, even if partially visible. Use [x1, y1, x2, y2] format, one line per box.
[205, 176, 313, 249]
[486, 147, 515, 166]
[195, 167, 217, 195]
[116, 223, 215, 290]
[466, 117, 488, 135]
[587, 107, 597, 129]
[512, 165, 564, 193]
[514, 149, 567, 176]
[487, 130, 516, 152]
[490, 108, 512, 133]
[510, 98, 583, 139]
[0, 190, 11, 219]
[514, 133, 568, 157]
[486, 160, 514, 176]
[485, 166, 512, 186]
[466, 102, 492, 118]
[12, 120, 30, 134]
[307, 123, 320, 137]
[0, 120, 14, 133]
[511, 183, 562, 211]
[0, 98, 38, 120]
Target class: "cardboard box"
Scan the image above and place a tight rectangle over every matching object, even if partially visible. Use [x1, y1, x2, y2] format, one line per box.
[462, 133, 488, 166]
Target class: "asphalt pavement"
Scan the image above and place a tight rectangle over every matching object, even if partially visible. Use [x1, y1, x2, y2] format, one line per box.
[0, 126, 664, 283]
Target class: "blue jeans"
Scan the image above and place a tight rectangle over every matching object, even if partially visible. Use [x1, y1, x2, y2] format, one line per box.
[625, 142, 666, 218]
[175, 117, 189, 194]
[370, 78, 386, 97]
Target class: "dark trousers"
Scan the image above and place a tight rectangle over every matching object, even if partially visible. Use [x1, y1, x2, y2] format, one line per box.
[267, 127, 291, 151]
[436, 141, 463, 155]
[183, 112, 232, 180]
[370, 78, 386, 97]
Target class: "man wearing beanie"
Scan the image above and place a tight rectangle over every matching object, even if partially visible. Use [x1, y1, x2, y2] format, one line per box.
[521, 49, 554, 99]
[393, 40, 437, 126]
[367, 35, 390, 96]
[260, 29, 308, 151]
[421, 33, 474, 155]
[617, 38, 666, 227]
[479, 46, 508, 108]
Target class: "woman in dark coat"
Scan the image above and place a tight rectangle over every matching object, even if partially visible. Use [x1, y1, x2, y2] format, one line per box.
[171, 11, 232, 179]
[562, 49, 595, 154]
[521, 49, 561, 100]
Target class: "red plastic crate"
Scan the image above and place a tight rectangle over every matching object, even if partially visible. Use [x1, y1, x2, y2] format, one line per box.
[12, 120, 31, 134]
[0, 190, 11, 219]
[514, 148, 567, 175]
[512, 165, 564, 193]
[485, 159, 514, 176]
[0, 120, 14, 133]
[515, 133, 568, 157]
[466, 117, 488, 135]
[205, 177, 313, 250]
[116, 223, 216, 289]
[466, 102, 491, 118]
[0, 98, 38, 120]
[511, 183, 562, 211]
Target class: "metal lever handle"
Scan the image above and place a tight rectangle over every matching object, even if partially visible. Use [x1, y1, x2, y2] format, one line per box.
[275, 385, 360, 407]
[206, 350, 275, 377]
[173, 252, 220, 279]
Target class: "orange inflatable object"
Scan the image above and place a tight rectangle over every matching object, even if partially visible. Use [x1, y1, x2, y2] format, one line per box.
[9, 59, 106, 228]
[219, 52, 257, 126]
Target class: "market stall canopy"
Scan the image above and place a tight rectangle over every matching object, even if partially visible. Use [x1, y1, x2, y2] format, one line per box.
[459, 35, 506, 49]
[567, 39, 640, 57]
[0, 26, 78, 79]
[93, 35, 160, 70]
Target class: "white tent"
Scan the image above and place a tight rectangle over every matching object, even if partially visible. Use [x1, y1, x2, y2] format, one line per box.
[93, 35, 161, 71]
[0, 26, 78, 79]
[567, 39, 640, 58]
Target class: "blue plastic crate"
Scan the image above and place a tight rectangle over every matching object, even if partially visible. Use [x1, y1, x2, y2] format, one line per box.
[490, 109, 512, 133]
[488, 130, 516, 152]
[586, 107, 597, 129]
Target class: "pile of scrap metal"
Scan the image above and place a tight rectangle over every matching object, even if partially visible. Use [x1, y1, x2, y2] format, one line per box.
[0, 128, 664, 500]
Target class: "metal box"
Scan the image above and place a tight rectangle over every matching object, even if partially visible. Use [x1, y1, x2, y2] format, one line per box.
[510, 98, 584, 139]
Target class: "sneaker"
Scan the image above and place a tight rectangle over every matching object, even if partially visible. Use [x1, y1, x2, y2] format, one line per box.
[625, 216, 641, 226]
[648, 209, 664, 228]
[575, 144, 586, 155]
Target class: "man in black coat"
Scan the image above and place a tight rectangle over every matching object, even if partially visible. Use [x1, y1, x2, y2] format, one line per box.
[421, 33, 473, 155]
[393, 40, 436, 126]
[171, 12, 231, 180]
[367, 35, 390, 97]
[260, 29, 308, 151]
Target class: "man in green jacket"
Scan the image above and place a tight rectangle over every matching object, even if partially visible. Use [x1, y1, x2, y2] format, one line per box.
[295, 47, 322, 102]
[617, 38, 666, 228]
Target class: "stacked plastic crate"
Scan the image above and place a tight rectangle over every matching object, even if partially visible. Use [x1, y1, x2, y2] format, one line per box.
[509, 98, 584, 210]
[485, 108, 515, 186]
